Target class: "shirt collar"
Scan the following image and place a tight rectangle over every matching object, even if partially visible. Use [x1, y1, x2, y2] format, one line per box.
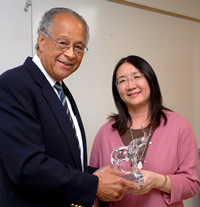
[32, 54, 56, 87]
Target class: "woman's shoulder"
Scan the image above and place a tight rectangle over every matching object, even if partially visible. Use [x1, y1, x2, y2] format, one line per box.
[163, 110, 192, 128]
[94, 119, 119, 144]
[95, 119, 119, 140]
[98, 119, 116, 132]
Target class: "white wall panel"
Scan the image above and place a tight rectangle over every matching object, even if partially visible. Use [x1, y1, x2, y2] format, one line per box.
[0, 0, 32, 71]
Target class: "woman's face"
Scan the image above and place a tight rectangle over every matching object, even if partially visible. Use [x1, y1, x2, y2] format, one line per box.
[116, 62, 151, 110]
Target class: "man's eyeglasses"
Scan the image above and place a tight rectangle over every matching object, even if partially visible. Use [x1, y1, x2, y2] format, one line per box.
[45, 32, 88, 56]
[115, 71, 144, 87]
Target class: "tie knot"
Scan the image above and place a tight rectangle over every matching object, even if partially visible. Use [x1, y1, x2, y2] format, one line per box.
[54, 82, 63, 92]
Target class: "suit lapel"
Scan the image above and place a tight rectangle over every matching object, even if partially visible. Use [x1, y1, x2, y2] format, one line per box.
[24, 57, 82, 170]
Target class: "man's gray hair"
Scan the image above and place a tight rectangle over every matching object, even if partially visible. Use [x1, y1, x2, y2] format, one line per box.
[35, 7, 89, 50]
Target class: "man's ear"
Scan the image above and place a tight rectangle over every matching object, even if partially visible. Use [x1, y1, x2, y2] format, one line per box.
[37, 33, 46, 51]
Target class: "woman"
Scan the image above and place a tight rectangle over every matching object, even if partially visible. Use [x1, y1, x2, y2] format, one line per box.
[90, 55, 200, 207]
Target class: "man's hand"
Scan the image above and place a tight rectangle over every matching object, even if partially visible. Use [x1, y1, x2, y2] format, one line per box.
[94, 165, 139, 201]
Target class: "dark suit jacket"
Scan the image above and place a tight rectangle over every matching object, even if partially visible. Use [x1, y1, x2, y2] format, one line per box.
[0, 57, 98, 207]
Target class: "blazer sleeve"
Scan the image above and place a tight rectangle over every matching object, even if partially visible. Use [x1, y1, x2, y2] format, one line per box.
[0, 66, 98, 206]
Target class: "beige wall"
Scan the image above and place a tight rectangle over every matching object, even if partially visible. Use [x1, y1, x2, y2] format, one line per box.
[193, 24, 200, 148]
[0, 0, 32, 70]
[126, 0, 200, 19]
[31, 0, 200, 153]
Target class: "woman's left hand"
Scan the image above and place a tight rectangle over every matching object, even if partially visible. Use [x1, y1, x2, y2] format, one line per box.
[130, 170, 170, 195]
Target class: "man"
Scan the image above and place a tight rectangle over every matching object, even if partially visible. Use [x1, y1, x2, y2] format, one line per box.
[0, 7, 138, 207]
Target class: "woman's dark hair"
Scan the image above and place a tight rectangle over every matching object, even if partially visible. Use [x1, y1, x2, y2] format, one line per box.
[109, 55, 171, 135]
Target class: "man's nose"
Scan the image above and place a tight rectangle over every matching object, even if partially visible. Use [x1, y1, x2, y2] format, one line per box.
[63, 46, 76, 58]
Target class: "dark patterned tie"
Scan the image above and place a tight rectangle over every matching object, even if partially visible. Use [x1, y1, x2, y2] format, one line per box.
[54, 82, 75, 131]
[54, 82, 83, 171]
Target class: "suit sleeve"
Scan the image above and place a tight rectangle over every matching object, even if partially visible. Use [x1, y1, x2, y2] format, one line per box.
[0, 70, 98, 206]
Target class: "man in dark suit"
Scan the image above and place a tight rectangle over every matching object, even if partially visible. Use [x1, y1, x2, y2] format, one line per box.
[0, 7, 138, 207]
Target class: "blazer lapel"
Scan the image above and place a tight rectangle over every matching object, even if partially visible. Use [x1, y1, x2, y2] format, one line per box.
[25, 57, 82, 170]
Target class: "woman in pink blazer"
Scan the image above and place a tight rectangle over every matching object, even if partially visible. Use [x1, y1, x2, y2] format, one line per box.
[90, 55, 200, 207]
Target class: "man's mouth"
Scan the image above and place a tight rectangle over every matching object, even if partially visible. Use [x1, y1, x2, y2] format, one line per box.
[58, 59, 73, 67]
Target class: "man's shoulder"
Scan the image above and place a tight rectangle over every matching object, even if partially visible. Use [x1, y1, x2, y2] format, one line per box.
[0, 57, 41, 96]
[0, 57, 32, 78]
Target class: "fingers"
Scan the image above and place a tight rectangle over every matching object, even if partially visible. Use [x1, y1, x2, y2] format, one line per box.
[121, 178, 140, 194]
[94, 165, 124, 177]
[95, 167, 139, 202]
[94, 165, 142, 201]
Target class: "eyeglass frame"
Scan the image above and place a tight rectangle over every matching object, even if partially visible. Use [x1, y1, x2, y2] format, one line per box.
[115, 71, 144, 87]
[44, 32, 88, 56]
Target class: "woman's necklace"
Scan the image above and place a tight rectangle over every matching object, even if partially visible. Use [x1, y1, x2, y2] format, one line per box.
[129, 126, 152, 169]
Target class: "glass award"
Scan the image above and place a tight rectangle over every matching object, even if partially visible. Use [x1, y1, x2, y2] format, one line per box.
[111, 125, 151, 185]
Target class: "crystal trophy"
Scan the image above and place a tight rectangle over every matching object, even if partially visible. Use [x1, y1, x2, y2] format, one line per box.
[111, 125, 151, 185]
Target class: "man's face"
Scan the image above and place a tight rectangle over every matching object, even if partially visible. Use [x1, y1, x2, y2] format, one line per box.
[37, 13, 87, 81]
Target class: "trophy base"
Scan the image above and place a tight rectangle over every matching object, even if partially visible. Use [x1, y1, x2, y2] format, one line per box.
[120, 171, 144, 185]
